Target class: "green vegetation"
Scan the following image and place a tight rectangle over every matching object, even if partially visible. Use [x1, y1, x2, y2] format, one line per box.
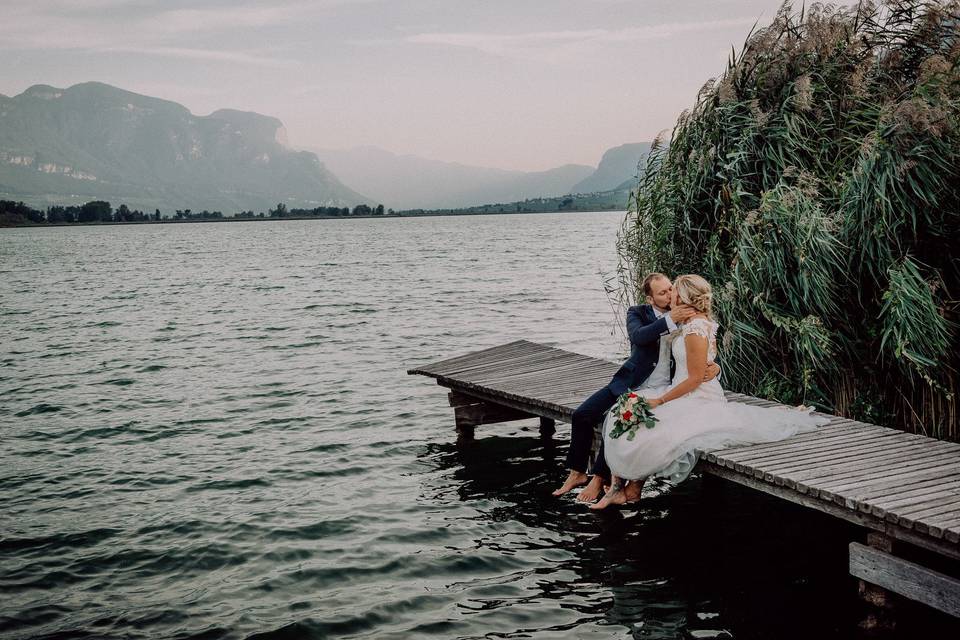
[1, 191, 622, 227]
[615, 0, 960, 439]
[0, 200, 392, 226]
[396, 186, 632, 216]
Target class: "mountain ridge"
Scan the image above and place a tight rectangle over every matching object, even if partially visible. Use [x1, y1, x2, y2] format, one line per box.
[0, 81, 651, 212]
[312, 142, 650, 210]
[0, 81, 369, 212]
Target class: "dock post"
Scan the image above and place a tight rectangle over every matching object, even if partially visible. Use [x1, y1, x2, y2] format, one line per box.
[539, 417, 556, 438]
[856, 533, 897, 635]
[455, 423, 475, 443]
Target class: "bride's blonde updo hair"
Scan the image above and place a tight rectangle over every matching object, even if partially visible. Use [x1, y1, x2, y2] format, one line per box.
[674, 274, 713, 319]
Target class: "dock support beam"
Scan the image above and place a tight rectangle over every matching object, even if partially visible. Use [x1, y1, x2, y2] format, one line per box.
[851, 532, 960, 631]
[448, 391, 538, 442]
[854, 534, 897, 634]
[539, 417, 556, 438]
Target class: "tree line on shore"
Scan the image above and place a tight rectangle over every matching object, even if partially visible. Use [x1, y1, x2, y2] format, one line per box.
[0, 184, 636, 226]
[0, 200, 393, 226]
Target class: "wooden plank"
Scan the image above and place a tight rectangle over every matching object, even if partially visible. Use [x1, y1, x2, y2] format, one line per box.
[717, 428, 888, 472]
[719, 423, 893, 463]
[816, 454, 960, 497]
[868, 476, 960, 521]
[829, 467, 960, 515]
[442, 351, 588, 382]
[752, 428, 925, 468]
[442, 360, 605, 390]
[916, 512, 960, 539]
[871, 486, 960, 515]
[746, 440, 929, 487]
[849, 542, 960, 617]
[423, 346, 570, 379]
[753, 438, 943, 479]
[897, 495, 960, 521]
[720, 420, 877, 455]
[461, 353, 602, 382]
[786, 444, 960, 490]
[408, 340, 539, 374]
[724, 429, 898, 472]
[489, 362, 617, 386]
[948, 527, 960, 545]
[409, 339, 532, 370]
[776, 458, 956, 500]
[864, 471, 960, 502]
[486, 368, 617, 395]
[824, 465, 960, 511]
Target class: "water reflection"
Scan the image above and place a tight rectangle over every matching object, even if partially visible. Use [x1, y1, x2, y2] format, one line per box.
[3, 215, 957, 639]
[417, 419, 929, 639]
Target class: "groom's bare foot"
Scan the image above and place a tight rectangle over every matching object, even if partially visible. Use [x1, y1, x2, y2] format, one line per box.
[576, 475, 605, 502]
[552, 470, 588, 496]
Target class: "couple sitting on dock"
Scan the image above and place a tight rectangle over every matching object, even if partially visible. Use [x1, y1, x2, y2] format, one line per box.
[553, 272, 829, 510]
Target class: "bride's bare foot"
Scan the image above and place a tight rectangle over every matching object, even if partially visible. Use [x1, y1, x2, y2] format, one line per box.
[589, 481, 641, 510]
[576, 475, 605, 502]
[552, 470, 588, 496]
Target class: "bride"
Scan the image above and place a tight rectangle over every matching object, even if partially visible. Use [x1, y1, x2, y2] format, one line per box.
[591, 274, 830, 510]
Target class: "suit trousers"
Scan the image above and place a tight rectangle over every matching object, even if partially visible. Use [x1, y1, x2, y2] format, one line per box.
[565, 386, 617, 479]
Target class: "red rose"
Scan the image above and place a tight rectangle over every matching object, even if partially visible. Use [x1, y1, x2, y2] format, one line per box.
[628, 393, 637, 398]
[622, 411, 633, 420]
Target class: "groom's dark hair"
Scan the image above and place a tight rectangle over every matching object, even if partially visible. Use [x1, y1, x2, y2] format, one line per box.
[642, 272, 669, 297]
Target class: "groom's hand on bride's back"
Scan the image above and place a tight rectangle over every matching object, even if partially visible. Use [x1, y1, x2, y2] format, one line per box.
[670, 305, 696, 324]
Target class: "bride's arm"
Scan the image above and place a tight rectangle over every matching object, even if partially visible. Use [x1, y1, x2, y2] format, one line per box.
[650, 334, 708, 407]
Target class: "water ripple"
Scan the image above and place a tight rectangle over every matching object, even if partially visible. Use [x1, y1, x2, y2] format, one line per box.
[1, 214, 937, 640]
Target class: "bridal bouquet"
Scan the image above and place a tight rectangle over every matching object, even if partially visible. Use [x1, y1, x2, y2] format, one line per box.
[608, 391, 659, 440]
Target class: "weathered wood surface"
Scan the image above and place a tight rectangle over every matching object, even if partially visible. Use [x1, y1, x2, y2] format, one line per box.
[850, 542, 960, 617]
[408, 340, 960, 562]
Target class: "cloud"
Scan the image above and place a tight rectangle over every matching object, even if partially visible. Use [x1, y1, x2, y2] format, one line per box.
[0, 0, 376, 64]
[403, 17, 761, 62]
[97, 46, 301, 67]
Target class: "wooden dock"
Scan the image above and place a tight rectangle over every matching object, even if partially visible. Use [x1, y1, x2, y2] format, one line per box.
[408, 339, 960, 620]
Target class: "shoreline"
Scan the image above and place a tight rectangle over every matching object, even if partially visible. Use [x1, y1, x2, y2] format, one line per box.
[1, 207, 626, 229]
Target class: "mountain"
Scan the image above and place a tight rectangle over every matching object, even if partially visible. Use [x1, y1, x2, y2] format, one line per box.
[312, 146, 594, 210]
[0, 82, 369, 212]
[313, 142, 651, 210]
[569, 142, 652, 194]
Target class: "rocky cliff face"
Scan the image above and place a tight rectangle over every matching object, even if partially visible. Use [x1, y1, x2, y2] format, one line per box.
[569, 142, 652, 194]
[0, 82, 369, 212]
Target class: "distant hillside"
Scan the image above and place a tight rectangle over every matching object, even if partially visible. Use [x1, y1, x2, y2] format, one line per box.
[312, 145, 594, 209]
[314, 142, 650, 209]
[0, 82, 370, 212]
[570, 142, 652, 194]
[397, 184, 633, 216]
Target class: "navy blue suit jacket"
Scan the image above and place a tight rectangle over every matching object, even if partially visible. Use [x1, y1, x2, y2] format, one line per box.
[608, 304, 672, 396]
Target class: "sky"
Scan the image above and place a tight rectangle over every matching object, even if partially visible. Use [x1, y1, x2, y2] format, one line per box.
[1, 0, 792, 172]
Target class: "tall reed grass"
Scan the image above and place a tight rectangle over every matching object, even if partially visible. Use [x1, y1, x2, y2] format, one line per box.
[616, 0, 959, 439]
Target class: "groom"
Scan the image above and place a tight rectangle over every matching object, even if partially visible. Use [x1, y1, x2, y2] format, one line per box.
[552, 272, 721, 501]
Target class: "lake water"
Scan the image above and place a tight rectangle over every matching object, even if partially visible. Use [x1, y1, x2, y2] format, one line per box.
[2, 213, 955, 639]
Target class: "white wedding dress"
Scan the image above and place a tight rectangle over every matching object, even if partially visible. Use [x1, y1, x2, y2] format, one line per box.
[602, 317, 831, 483]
